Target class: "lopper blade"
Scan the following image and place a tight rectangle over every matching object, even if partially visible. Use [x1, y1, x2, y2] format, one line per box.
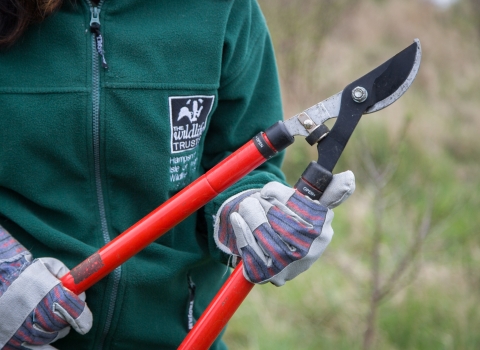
[284, 39, 422, 138]
[316, 39, 422, 171]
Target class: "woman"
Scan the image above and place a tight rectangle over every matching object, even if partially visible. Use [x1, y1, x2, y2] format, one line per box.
[0, 0, 355, 349]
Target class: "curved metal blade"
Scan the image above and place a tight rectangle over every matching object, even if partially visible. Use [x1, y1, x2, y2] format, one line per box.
[284, 39, 422, 137]
[366, 39, 422, 113]
[315, 39, 422, 171]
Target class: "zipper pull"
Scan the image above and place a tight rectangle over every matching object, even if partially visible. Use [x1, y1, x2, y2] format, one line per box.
[90, 7, 108, 69]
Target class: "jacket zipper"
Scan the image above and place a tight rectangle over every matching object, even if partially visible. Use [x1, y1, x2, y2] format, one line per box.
[90, 6, 108, 69]
[87, 1, 121, 348]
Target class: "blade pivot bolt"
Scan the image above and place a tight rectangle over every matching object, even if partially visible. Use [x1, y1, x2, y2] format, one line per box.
[298, 112, 317, 131]
[303, 119, 315, 129]
[352, 86, 368, 103]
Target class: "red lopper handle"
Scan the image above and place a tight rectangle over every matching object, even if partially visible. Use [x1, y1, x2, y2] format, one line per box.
[60, 139, 269, 294]
[178, 261, 253, 350]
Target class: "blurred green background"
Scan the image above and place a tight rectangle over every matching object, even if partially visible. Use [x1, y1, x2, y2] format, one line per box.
[223, 0, 480, 349]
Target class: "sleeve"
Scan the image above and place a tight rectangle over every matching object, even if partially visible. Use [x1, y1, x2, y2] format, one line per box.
[201, 0, 287, 263]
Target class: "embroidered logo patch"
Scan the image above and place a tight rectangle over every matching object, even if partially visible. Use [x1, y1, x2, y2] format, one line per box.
[169, 95, 215, 154]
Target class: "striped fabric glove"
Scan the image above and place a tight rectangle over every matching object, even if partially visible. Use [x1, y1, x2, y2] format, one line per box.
[0, 226, 92, 350]
[214, 171, 355, 286]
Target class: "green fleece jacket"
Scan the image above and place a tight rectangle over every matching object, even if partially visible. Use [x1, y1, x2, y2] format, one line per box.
[0, 0, 285, 349]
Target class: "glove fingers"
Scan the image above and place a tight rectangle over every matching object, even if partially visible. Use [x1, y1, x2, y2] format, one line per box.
[230, 212, 269, 266]
[230, 212, 279, 284]
[238, 196, 323, 267]
[38, 258, 92, 334]
[52, 291, 93, 335]
[319, 170, 355, 209]
[269, 209, 335, 286]
[244, 221, 324, 284]
[259, 181, 295, 206]
[252, 223, 301, 266]
[236, 197, 296, 265]
[236, 197, 269, 231]
[233, 220, 302, 284]
[213, 189, 259, 256]
[4, 316, 67, 349]
[39, 258, 69, 280]
[266, 206, 319, 254]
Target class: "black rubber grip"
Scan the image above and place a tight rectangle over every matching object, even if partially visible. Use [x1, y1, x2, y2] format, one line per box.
[294, 161, 333, 200]
[264, 121, 294, 152]
[252, 132, 276, 159]
[294, 178, 324, 200]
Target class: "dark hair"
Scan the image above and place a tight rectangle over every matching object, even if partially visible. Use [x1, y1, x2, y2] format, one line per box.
[0, 0, 63, 49]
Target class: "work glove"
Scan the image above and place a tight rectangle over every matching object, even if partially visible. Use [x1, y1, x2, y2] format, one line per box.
[214, 171, 355, 286]
[0, 226, 93, 350]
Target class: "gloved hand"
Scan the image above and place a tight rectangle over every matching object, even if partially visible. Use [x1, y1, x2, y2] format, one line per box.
[0, 226, 93, 350]
[214, 171, 355, 286]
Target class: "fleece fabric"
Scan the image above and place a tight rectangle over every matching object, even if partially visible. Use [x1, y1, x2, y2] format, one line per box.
[0, 0, 285, 349]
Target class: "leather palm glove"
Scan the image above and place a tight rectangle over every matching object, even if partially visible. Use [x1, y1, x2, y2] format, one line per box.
[214, 171, 355, 286]
[0, 226, 92, 350]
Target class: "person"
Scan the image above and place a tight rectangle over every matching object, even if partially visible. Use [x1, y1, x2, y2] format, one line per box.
[0, 0, 355, 349]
